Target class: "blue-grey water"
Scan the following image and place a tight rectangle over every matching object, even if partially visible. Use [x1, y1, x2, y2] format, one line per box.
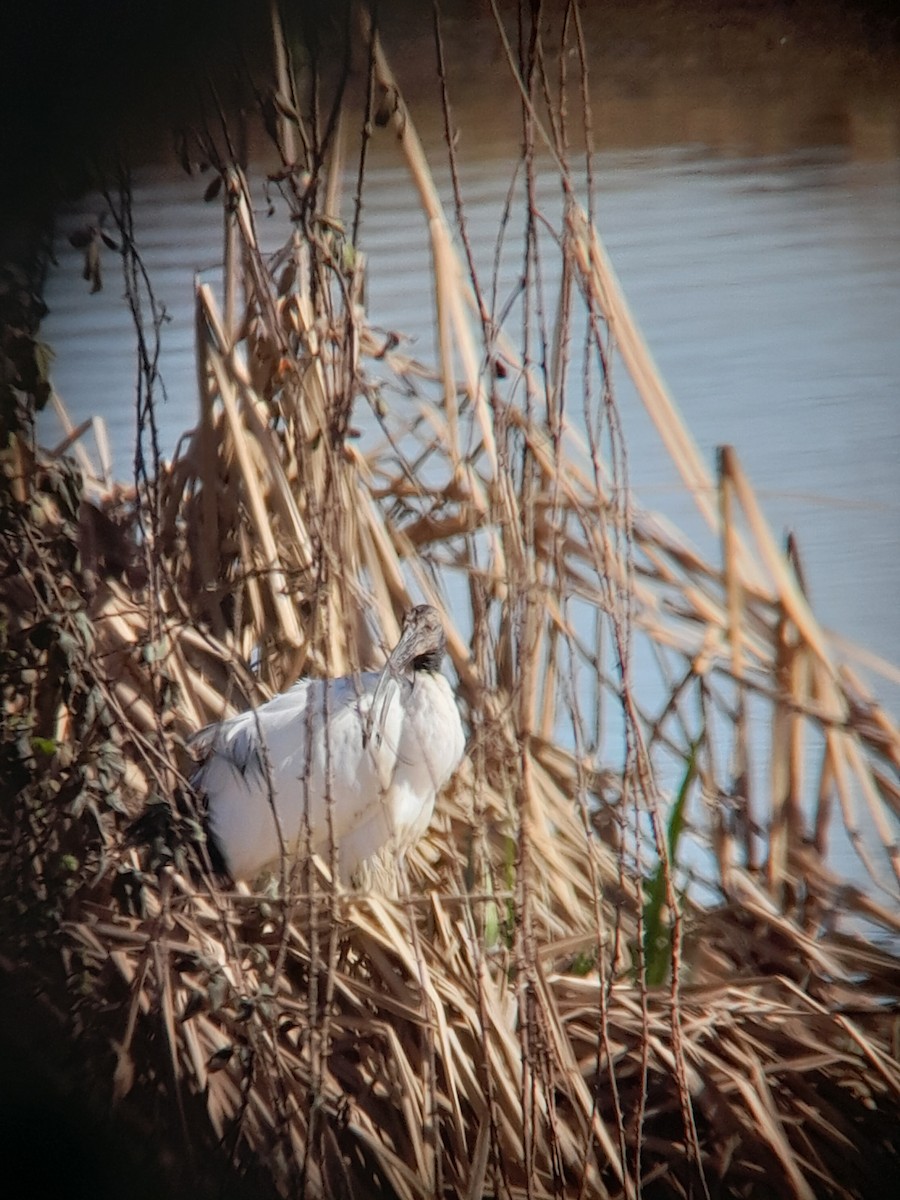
[42, 147, 900, 680]
[36, 5, 900, 904]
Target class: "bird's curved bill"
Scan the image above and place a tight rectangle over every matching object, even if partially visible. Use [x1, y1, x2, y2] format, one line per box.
[365, 620, 418, 752]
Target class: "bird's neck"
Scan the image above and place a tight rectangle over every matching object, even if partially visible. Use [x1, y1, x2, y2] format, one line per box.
[413, 649, 442, 673]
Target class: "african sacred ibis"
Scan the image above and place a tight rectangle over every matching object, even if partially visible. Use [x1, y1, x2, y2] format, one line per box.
[190, 605, 465, 884]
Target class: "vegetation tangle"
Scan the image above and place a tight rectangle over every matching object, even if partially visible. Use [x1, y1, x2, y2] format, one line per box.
[2, 6, 899, 1199]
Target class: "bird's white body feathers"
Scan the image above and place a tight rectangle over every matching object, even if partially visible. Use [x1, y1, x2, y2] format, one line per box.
[192, 658, 465, 883]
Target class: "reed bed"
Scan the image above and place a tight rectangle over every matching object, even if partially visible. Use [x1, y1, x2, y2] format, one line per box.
[2, 5, 899, 1198]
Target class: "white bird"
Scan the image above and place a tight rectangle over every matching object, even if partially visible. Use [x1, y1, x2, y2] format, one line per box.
[190, 605, 465, 885]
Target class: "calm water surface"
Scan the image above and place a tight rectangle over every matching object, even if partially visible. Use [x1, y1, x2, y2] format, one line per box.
[37, 4, 900, 892]
[42, 147, 900, 679]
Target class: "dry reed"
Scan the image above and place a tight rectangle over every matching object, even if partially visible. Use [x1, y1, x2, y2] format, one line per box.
[2, 5, 898, 1198]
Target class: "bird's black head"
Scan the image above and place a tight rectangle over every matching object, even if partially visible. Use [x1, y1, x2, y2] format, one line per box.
[393, 604, 447, 674]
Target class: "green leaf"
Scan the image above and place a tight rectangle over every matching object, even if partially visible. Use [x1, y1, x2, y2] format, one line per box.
[483, 899, 500, 949]
[72, 610, 96, 654]
[570, 949, 598, 977]
[142, 636, 170, 664]
[207, 973, 229, 1013]
[56, 629, 79, 663]
[642, 742, 698, 987]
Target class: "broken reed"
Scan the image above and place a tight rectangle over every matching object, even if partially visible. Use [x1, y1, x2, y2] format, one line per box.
[4, 5, 900, 1198]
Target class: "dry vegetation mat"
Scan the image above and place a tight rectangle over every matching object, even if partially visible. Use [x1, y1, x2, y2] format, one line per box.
[2, 5, 899, 1198]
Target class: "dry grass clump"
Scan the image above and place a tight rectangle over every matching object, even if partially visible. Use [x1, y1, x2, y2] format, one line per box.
[2, 6, 899, 1198]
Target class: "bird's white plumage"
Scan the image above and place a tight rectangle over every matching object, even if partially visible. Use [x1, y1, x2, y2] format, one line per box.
[191, 607, 465, 883]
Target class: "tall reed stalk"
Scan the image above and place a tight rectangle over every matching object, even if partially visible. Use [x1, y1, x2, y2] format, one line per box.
[2, 4, 898, 1198]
